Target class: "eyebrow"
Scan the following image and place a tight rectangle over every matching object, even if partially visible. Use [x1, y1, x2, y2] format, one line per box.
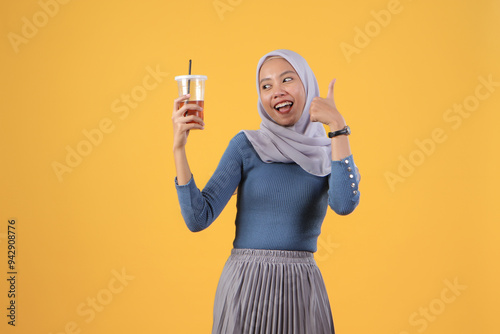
[259, 70, 296, 84]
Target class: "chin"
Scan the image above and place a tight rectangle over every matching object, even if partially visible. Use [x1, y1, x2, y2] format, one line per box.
[276, 118, 297, 127]
[268, 110, 299, 127]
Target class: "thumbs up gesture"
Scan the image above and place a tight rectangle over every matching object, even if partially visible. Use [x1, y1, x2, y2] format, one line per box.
[310, 79, 347, 131]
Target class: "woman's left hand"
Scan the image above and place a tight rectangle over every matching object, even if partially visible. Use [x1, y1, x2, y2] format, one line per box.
[309, 79, 347, 131]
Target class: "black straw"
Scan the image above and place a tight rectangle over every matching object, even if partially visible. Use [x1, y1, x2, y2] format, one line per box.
[187, 59, 192, 95]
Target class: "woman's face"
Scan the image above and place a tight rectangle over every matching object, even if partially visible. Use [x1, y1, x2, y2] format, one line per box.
[258, 57, 306, 127]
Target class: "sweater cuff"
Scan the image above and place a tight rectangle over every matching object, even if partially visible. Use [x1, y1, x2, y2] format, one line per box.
[332, 155, 359, 179]
[175, 175, 201, 208]
[331, 154, 360, 196]
[174, 174, 194, 187]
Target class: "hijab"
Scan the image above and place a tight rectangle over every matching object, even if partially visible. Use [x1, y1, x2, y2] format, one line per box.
[242, 49, 332, 177]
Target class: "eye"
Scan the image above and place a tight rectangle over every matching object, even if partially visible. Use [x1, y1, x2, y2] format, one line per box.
[262, 84, 271, 90]
[283, 77, 293, 83]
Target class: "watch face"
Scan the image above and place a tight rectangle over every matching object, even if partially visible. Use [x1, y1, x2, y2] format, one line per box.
[346, 126, 351, 135]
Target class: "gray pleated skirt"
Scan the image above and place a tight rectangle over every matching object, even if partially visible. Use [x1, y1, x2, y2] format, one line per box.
[212, 248, 335, 334]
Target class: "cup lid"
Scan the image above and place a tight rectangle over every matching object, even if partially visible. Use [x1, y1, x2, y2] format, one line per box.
[175, 75, 207, 81]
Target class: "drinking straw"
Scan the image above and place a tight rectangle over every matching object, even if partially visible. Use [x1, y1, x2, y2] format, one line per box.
[187, 59, 192, 95]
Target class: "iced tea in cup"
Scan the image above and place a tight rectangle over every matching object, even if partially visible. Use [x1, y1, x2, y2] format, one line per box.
[175, 75, 207, 122]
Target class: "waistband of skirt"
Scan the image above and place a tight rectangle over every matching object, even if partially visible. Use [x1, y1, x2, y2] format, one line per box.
[229, 248, 315, 264]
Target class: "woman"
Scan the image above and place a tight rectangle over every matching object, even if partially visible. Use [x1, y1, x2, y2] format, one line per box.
[172, 49, 360, 334]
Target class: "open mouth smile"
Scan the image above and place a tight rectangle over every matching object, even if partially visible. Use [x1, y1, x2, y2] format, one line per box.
[274, 100, 293, 113]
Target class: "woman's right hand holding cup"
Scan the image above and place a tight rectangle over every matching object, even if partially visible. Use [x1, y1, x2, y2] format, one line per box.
[172, 94, 204, 150]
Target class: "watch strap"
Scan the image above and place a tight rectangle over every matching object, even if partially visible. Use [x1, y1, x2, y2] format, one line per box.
[328, 126, 350, 138]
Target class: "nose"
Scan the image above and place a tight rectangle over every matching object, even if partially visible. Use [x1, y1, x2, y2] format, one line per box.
[272, 85, 286, 99]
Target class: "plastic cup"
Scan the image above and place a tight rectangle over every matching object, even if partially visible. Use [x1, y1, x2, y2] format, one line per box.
[175, 75, 207, 121]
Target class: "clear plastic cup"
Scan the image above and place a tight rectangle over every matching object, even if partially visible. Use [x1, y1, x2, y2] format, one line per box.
[175, 75, 207, 121]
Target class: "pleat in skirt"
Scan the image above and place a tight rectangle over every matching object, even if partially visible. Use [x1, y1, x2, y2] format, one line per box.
[212, 248, 335, 334]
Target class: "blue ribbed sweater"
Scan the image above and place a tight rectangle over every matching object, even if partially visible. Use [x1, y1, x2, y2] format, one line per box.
[175, 132, 360, 252]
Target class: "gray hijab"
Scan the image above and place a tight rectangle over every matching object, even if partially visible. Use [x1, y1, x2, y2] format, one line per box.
[242, 49, 332, 177]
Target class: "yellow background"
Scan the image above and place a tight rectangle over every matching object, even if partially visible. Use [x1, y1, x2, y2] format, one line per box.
[1, 0, 499, 333]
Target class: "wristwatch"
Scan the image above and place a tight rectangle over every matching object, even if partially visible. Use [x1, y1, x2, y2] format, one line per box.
[328, 125, 351, 138]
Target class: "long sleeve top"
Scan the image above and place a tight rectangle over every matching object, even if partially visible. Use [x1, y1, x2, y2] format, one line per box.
[175, 132, 360, 252]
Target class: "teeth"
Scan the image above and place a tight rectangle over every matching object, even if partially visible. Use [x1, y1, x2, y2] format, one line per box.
[275, 101, 293, 109]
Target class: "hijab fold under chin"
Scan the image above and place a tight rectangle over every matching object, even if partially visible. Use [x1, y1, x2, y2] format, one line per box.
[242, 49, 332, 177]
